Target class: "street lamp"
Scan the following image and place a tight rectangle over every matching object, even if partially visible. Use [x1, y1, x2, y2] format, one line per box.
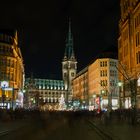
[101, 90, 106, 110]
[101, 90, 105, 96]
[2, 90, 6, 109]
[82, 100, 86, 109]
[118, 81, 123, 109]
[101, 89, 112, 111]
[93, 94, 96, 109]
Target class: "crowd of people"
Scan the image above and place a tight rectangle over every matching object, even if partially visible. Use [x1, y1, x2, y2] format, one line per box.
[0, 108, 140, 125]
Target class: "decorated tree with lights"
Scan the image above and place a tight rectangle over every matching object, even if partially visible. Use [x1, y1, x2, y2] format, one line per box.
[59, 94, 66, 110]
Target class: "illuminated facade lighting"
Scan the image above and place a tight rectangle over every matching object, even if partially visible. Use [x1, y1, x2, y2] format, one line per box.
[118, 0, 140, 108]
[0, 30, 25, 109]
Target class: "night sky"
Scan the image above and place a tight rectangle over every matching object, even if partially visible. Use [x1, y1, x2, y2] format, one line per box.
[0, 0, 120, 79]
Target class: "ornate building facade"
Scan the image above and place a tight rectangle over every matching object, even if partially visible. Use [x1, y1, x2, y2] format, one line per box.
[0, 30, 25, 109]
[25, 78, 66, 110]
[118, 0, 140, 108]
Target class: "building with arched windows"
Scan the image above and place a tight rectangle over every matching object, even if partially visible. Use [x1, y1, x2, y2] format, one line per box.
[25, 78, 66, 110]
[118, 0, 140, 108]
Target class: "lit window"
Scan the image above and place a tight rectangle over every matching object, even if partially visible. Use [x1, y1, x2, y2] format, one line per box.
[39, 85, 41, 89]
[100, 62, 102, 67]
[105, 61, 107, 66]
[100, 71, 102, 77]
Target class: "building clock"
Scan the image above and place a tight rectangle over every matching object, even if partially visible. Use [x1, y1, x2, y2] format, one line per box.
[1, 81, 9, 88]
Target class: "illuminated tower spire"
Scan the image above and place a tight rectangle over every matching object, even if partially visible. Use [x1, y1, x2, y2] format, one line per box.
[64, 18, 75, 60]
[62, 19, 77, 103]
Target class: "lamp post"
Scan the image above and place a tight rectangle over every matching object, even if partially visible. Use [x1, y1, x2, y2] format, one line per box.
[130, 79, 137, 125]
[93, 94, 96, 109]
[118, 82, 123, 109]
[82, 100, 86, 110]
[101, 90, 105, 110]
[108, 90, 113, 112]
[101, 89, 112, 111]
[2, 88, 6, 109]
[11, 88, 14, 110]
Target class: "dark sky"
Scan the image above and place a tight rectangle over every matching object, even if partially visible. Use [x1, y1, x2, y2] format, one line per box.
[0, 0, 120, 79]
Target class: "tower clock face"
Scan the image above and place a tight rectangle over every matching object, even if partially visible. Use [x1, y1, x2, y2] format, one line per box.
[1, 81, 9, 88]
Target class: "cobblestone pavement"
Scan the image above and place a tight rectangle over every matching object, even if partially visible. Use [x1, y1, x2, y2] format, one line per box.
[90, 117, 140, 140]
[0, 113, 140, 140]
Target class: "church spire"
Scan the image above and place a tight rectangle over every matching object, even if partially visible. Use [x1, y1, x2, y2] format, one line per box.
[64, 18, 75, 60]
[62, 18, 77, 103]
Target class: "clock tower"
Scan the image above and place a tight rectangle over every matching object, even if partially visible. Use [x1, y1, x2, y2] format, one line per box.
[62, 19, 77, 103]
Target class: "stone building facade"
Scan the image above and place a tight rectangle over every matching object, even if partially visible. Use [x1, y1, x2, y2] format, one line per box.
[0, 30, 25, 109]
[118, 0, 140, 108]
